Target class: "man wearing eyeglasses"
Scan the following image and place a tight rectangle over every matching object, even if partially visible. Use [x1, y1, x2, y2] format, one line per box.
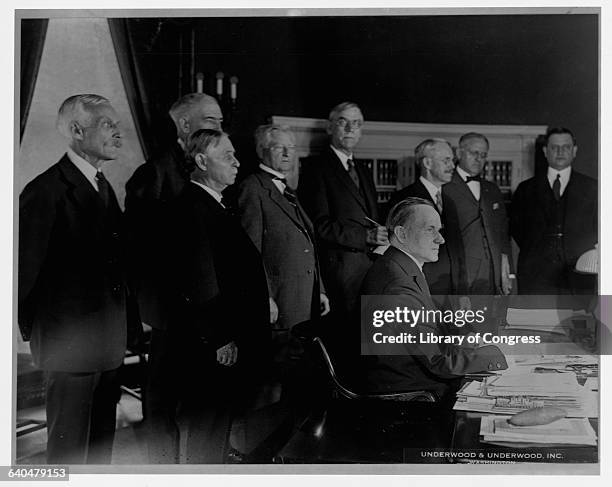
[442, 132, 512, 296]
[299, 102, 387, 333]
[510, 127, 597, 294]
[237, 125, 330, 432]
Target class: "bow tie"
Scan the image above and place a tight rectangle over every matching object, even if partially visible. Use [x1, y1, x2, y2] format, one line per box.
[466, 175, 481, 183]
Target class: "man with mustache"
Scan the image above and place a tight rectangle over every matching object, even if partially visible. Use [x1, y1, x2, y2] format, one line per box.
[511, 127, 597, 294]
[18, 94, 127, 464]
[387, 138, 456, 297]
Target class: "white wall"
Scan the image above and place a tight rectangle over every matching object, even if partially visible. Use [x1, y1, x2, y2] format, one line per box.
[19, 17, 145, 208]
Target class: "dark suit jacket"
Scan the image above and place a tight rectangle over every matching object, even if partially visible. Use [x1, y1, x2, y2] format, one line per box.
[443, 170, 511, 294]
[167, 182, 271, 369]
[238, 170, 324, 330]
[387, 179, 458, 296]
[18, 155, 127, 372]
[510, 169, 597, 292]
[298, 147, 380, 314]
[124, 143, 189, 330]
[360, 246, 507, 396]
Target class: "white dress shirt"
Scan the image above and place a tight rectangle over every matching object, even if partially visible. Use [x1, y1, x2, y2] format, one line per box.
[547, 165, 572, 197]
[456, 165, 481, 201]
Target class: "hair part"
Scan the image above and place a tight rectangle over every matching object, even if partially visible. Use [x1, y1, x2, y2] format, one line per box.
[56, 94, 111, 138]
[545, 126, 577, 145]
[254, 124, 295, 160]
[386, 197, 435, 235]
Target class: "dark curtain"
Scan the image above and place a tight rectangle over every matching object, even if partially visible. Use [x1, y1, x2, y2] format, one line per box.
[108, 19, 157, 160]
[20, 19, 48, 142]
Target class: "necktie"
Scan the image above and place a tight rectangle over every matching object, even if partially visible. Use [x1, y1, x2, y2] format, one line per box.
[347, 159, 360, 189]
[283, 186, 298, 207]
[435, 190, 443, 213]
[95, 170, 110, 208]
[552, 174, 561, 201]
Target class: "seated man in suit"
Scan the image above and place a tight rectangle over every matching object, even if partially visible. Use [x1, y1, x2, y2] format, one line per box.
[387, 138, 456, 296]
[164, 129, 271, 463]
[511, 127, 597, 294]
[360, 198, 507, 399]
[19, 94, 127, 464]
[443, 132, 512, 295]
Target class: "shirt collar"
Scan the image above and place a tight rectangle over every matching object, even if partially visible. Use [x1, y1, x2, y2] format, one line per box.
[547, 165, 572, 185]
[66, 147, 99, 190]
[330, 144, 353, 171]
[259, 163, 286, 180]
[190, 180, 224, 205]
[419, 176, 442, 201]
[456, 165, 477, 182]
[392, 244, 423, 271]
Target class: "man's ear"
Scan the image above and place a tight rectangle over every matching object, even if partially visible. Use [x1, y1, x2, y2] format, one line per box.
[572, 145, 578, 159]
[70, 121, 84, 140]
[178, 117, 190, 136]
[393, 225, 405, 243]
[194, 153, 207, 171]
[325, 120, 333, 136]
[542, 146, 549, 159]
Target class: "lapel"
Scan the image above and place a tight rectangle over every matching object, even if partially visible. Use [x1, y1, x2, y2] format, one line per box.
[255, 170, 311, 235]
[449, 170, 479, 208]
[414, 179, 436, 206]
[326, 147, 369, 213]
[57, 154, 110, 220]
[534, 173, 557, 220]
[387, 246, 431, 298]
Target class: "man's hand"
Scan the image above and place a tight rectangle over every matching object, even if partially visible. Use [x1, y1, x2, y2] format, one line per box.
[320, 293, 331, 316]
[269, 297, 279, 324]
[216, 341, 238, 366]
[500, 253, 512, 295]
[366, 225, 389, 246]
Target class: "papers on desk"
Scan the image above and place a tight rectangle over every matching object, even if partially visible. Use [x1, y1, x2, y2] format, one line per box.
[505, 308, 587, 335]
[480, 415, 597, 446]
[454, 371, 598, 418]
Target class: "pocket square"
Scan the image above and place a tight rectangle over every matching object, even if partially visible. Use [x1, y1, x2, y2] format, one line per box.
[492, 202, 500, 210]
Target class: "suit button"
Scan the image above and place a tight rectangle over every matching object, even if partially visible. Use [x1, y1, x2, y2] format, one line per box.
[496, 362, 502, 369]
[487, 363, 493, 370]
[113, 285, 121, 292]
[304, 249, 310, 253]
[307, 269, 312, 274]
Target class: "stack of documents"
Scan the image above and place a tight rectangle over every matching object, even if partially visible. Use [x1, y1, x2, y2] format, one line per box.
[480, 415, 597, 446]
[454, 370, 598, 417]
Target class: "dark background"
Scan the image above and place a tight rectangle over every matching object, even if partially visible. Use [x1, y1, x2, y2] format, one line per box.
[100, 14, 601, 178]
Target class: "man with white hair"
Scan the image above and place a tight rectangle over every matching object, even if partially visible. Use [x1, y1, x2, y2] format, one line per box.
[19, 94, 126, 464]
[387, 138, 456, 296]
